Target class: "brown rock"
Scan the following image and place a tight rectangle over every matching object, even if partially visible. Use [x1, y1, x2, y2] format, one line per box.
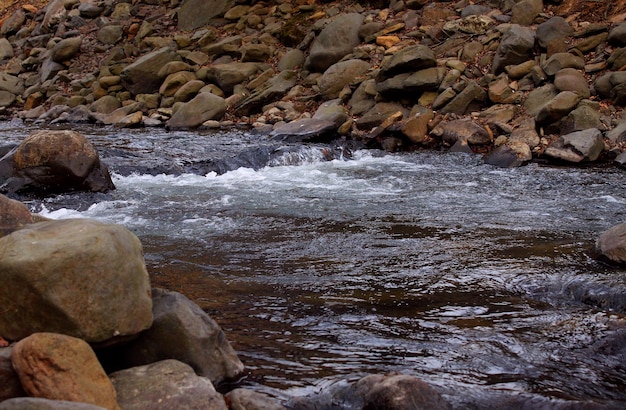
[11, 333, 119, 410]
[596, 223, 626, 265]
[0, 194, 34, 237]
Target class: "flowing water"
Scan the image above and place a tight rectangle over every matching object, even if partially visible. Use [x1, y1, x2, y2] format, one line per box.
[3, 122, 626, 408]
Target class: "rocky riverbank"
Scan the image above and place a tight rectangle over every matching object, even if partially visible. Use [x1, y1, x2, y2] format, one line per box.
[0, 0, 626, 168]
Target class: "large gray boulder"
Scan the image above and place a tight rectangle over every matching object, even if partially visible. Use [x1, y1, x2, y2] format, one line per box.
[166, 92, 227, 129]
[305, 13, 365, 72]
[543, 128, 605, 163]
[0, 130, 115, 196]
[492, 25, 536, 74]
[0, 219, 153, 344]
[105, 288, 244, 385]
[110, 360, 228, 410]
[120, 48, 181, 95]
[596, 223, 626, 265]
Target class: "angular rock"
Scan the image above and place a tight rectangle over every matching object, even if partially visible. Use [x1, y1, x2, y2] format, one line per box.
[401, 110, 434, 144]
[241, 44, 271, 63]
[440, 80, 486, 115]
[103, 288, 243, 384]
[356, 102, 408, 130]
[560, 105, 602, 135]
[349, 79, 377, 115]
[535, 91, 581, 125]
[0, 219, 152, 343]
[0, 398, 107, 410]
[110, 360, 228, 410]
[544, 128, 605, 163]
[166, 92, 227, 129]
[489, 74, 522, 104]
[270, 118, 338, 142]
[234, 70, 297, 116]
[377, 44, 436, 81]
[596, 223, 626, 265]
[305, 13, 365, 72]
[484, 141, 532, 168]
[440, 119, 491, 146]
[319, 59, 370, 99]
[11, 333, 119, 410]
[492, 25, 536, 74]
[404, 67, 447, 92]
[524, 84, 559, 116]
[541, 52, 585, 76]
[120, 48, 181, 95]
[0, 91, 16, 107]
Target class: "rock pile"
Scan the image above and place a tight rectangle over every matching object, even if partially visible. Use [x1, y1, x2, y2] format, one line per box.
[0, 0, 625, 168]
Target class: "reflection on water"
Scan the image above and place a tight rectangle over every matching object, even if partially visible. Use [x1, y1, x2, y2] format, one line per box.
[5, 123, 624, 408]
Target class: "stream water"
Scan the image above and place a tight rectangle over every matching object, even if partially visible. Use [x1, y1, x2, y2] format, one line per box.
[2, 122, 626, 408]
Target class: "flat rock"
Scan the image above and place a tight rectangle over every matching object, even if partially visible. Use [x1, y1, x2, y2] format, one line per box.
[544, 128, 604, 163]
[110, 360, 227, 410]
[377, 44, 436, 81]
[270, 118, 338, 142]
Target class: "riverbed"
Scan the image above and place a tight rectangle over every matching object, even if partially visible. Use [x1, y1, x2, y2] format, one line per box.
[3, 123, 625, 408]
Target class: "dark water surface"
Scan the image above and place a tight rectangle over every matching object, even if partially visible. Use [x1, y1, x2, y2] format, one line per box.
[3, 123, 626, 408]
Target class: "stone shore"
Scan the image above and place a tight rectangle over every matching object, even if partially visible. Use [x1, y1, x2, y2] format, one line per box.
[0, 0, 625, 168]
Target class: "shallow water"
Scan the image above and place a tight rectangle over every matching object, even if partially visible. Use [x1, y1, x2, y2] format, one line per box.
[3, 123, 626, 408]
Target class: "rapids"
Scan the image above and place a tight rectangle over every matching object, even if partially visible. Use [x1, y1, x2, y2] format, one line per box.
[2, 122, 625, 408]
